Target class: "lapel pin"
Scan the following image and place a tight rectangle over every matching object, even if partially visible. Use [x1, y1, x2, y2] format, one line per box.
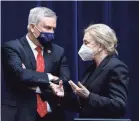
[47, 50, 51, 53]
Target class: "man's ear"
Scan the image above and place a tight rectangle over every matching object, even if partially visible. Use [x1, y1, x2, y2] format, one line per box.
[29, 24, 35, 33]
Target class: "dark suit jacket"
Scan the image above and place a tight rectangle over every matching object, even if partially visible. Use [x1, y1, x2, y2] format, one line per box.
[64, 54, 129, 118]
[1, 36, 70, 121]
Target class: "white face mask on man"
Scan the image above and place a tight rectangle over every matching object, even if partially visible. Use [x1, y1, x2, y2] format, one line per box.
[78, 44, 95, 61]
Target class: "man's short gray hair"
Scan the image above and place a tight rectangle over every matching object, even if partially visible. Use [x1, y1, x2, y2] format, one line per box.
[27, 6, 57, 28]
[85, 24, 118, 55]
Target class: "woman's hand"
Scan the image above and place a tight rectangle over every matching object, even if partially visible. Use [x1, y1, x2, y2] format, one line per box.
[68, 80, 90, 99]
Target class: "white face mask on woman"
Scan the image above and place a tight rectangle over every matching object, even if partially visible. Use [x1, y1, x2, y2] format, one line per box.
[78, 44, 95, 61]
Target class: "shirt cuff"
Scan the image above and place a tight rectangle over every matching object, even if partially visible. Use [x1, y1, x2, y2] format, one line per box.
[47, 73, 54, 81]
[36, 86, 41, 93]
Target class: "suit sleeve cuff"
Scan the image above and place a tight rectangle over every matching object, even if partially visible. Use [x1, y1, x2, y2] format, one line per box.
[88, 92, 98, 107]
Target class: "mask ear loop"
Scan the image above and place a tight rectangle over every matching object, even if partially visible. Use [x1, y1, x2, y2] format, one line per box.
[34, 25, 41, 33]
[93, 43, 103, 57]
[31, 24, 41, 38]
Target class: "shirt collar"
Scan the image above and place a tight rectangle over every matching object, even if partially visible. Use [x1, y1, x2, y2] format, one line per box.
[26, 34, 43, 50]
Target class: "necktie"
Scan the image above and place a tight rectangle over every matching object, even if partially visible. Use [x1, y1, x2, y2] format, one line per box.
[36, 46, 47, 117]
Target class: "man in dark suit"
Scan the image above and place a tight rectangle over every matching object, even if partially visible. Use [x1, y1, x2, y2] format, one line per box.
[1, 6, 70, 121]
[67, 24, 129, 118]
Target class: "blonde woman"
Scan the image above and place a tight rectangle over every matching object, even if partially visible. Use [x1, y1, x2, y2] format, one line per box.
[68, 24, 129, 118]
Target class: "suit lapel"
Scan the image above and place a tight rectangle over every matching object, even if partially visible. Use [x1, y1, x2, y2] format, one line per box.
[20, 36, 54, 72]
[81, 72, 91, 85]
[43, 44, 53, 73]
[20, 36, 36, 70]
[81, 63, 96, 85]
[83, 55, 113, 88]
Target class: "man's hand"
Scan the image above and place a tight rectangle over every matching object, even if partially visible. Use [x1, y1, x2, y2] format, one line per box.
[68, 80, 90, 99]
[49, 80, 64, 97]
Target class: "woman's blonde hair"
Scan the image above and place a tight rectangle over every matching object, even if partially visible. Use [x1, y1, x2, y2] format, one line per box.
[84, 24, 118, 55]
